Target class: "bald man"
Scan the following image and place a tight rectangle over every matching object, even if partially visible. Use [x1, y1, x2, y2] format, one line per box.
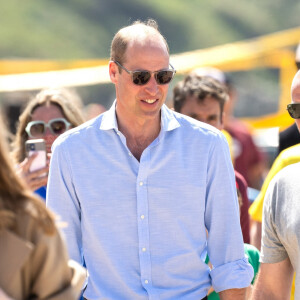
[251, 70, 300, 299]
[47, 19, 253, 300]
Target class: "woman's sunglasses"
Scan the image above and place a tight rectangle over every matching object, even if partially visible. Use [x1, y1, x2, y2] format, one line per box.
[114, 61, 176, 86]
[287, 103, 300, 119]
[25, 118, 71, 138]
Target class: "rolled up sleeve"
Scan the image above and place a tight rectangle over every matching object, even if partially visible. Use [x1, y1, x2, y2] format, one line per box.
[211, 257, 254, 292]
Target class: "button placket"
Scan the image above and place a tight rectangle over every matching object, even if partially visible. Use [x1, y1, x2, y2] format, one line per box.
[136, 148, 152, 292]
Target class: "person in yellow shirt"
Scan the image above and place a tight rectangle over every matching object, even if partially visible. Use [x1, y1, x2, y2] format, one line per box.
[249, 143, 300, 225]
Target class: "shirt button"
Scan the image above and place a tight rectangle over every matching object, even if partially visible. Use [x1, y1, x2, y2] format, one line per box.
[145, 280, 149, 284]
[140, 215, 145, 219]
[139, 181, 143, 186]
[142, 247, 146, 252]
[128, 152, 132, 156]
[117, 132, 120, 136]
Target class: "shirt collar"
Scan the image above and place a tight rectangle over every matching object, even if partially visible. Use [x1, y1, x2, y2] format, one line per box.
[100, 100, 118, 131]
[100, 100, 180, 132]
[160, 104, 180, 132]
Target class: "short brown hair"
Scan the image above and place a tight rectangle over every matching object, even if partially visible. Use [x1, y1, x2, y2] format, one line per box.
[110, 19, 169, 67]
[173, 74, 229, 114]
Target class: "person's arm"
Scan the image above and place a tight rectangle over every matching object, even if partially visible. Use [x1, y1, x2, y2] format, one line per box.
[247, 160, 265, 190]
[219, 288, 246, 300]
[16, 153, 49, 191]
[206, 259, 251, 299]
[252, 168, 294, 299]
[46, 139, 83, 264]
[206, 133, 253, 294]
[251, 259, 293, 300]
[250, 220, 261, 251]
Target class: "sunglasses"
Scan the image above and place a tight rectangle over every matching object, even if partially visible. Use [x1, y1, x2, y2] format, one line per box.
[25, 118, 71, 138]
[114, 61, 176, 86]
[287, 103, 300, 119]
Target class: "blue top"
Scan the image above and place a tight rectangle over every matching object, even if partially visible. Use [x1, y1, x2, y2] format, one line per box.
[35, 186, 47, 200]
[47, 102, 253, 300]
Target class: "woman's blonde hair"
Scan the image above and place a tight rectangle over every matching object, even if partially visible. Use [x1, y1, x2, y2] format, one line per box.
[12, 88, 85, 163]
[0, 112, 55, 234]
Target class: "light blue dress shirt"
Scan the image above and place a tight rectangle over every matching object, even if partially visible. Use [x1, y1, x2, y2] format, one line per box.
[47, 102, 253, 300]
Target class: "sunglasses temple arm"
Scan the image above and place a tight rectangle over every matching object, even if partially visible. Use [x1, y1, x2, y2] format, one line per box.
[169, 63, 176, 73]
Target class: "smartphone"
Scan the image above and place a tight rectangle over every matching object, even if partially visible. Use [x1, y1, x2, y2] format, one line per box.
[25, 139, 47, 173]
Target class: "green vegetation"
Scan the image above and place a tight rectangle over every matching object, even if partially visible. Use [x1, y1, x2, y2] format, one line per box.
[0, 0, 299, 117]
[1, 0, 299, 59]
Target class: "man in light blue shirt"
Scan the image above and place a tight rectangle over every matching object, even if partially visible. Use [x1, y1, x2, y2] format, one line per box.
[47, 19, 253, 300]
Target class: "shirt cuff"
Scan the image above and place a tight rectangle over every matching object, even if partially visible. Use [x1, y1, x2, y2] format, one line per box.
[210, 257, 254, 293]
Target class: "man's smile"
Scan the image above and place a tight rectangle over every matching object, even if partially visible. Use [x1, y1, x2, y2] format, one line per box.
[142, 99, 158, 104]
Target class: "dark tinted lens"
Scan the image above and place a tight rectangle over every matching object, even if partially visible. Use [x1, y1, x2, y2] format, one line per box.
[155, 70, 174, 85]
[51, 120, 67, 134]
[287, 103, 300, 119]
[30, 123, 45, 137]
[296, 61, 300, 70]
[132, 71, 151, 85]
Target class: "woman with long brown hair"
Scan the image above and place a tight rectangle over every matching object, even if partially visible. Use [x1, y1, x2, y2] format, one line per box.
[0, 112, 86, 299]
[12, 88, 85, 200]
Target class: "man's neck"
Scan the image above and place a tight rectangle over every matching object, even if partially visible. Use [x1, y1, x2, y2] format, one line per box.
[116, 111, 161, 161]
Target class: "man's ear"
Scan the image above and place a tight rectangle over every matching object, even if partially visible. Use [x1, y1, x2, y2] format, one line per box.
[109, 61, 118, 84]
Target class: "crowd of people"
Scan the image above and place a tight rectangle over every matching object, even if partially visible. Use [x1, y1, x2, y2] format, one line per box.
[0, 18, 300, 300]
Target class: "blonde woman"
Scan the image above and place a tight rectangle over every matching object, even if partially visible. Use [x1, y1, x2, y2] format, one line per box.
[12, 88, 84, 199]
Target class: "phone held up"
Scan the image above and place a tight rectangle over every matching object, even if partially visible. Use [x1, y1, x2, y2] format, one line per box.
[25, 139, 47, 173]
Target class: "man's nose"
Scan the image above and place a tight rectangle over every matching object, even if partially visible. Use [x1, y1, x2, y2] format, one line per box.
[144, 75, 159, 94]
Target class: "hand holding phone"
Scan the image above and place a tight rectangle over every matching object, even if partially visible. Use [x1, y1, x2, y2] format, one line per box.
[25, 139, 47, 173]
[17, 139, 49, 191]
